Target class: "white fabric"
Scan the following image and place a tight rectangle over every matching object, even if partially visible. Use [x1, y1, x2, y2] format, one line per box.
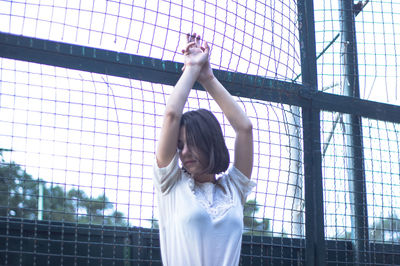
[153, 153, 256, 266]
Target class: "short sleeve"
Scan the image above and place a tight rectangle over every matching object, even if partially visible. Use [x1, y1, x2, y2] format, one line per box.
[227, 166, 256, 205]
[153, 153, 181, 195]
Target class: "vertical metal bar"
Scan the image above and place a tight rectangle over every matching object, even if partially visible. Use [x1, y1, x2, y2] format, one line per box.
[38, 182, 43, 220]
[302, 104, 325, 266]
[338, 1, 369, 264]
[297, 0, 326, 265]
[286, 105, 304, 237]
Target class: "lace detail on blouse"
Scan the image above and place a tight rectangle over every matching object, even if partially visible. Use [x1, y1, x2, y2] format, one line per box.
[187, 176, 234, 220]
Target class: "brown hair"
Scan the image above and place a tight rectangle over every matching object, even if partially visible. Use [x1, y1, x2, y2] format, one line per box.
[180, 109, 229, 174]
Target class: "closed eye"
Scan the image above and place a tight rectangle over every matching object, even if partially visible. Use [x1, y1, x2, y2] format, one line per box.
[177, 141, 183, 151]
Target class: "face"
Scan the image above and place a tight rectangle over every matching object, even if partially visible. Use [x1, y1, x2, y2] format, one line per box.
[177, 126, 208, 178]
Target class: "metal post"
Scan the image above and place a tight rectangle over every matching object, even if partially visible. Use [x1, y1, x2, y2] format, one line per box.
[297, 0, 326, 265]
[338, 1, 369, 264]
[286, 105, 304, 237]
[38, 182, 43, 220]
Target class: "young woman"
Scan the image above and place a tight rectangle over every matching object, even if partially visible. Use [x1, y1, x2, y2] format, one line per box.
[153, 33, 255, 266]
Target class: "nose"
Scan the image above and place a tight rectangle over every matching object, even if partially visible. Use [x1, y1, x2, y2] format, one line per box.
[181, 144, 191, 156]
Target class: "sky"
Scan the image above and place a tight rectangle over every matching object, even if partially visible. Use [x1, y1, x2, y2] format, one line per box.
[0, 0, 399, 240]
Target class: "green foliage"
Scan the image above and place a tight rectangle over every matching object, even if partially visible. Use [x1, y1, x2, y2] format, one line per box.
[0, 151, 126, 226]
[332, 216, 400, 243]
[150, 217, 159, 229]
[333, 214, 400, 243]
[243, 199, 272, 236]
[370, 214, 400, 243]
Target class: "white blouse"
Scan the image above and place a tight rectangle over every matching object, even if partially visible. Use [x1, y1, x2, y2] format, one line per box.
[153, 153, 256, 266]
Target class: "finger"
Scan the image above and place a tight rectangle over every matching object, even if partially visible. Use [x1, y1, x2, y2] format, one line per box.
[185, 42, 196, 52]
[190, 33, 196, 43]
[186, 33, 190, 43]
[184, 42, 196, 54]
[196, 34, 201, 47]
[204, 41, 210, 55]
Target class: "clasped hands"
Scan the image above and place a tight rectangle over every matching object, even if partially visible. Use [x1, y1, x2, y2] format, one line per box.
[181, 33, 214, 85]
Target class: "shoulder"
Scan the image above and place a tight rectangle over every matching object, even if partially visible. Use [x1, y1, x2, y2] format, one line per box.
[226, 166, 254, 186]
[153, 153, 183, 194]
[220, 166, 256, 204]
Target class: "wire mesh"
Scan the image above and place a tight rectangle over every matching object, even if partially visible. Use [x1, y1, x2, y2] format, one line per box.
[0, 0, 400, 265]
[315, 1, 400, 263]
[0, 57, 305, 264]
[321, 111, 400, 265]
[314, 0, 400, 105]
[0, 0, 301, 81]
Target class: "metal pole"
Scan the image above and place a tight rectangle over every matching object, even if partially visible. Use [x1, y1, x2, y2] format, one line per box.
[297, 0, 325, 265]
[293, 0, 368, 82]
[286, 105, 304, 237]
[38, 182, 43, 220]
[338, 1, 369, 264]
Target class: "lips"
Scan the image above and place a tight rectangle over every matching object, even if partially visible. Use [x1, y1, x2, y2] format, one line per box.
[184, 160, 197, 167]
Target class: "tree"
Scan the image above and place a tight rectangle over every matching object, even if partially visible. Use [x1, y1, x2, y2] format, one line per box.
[333, 215, 400, 243]
[243, 199, 271, 236]
[0, 150, 126, 226]
[370, 214, 400, 243]
[150, 217, 159, 229]
[0, 153, 38, 219]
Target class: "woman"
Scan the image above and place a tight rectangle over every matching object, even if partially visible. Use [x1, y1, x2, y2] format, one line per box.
[153, 33, 255, 266]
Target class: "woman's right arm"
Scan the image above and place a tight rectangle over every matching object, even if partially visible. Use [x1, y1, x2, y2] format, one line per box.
[156, 38, 209, 168]
[156, 66, 200, 168]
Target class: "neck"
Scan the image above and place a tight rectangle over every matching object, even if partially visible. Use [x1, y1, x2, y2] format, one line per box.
[193, 173, 216, 183]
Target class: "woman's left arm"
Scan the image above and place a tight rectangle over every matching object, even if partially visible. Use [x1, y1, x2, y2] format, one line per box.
[189, 34, 252, 178]
[200, 76, 253, 179]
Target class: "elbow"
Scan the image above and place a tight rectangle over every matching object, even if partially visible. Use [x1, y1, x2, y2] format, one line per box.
[243, 120, 253, 133]
[164, 108, 182, 124]
[237, 120, 253, 135]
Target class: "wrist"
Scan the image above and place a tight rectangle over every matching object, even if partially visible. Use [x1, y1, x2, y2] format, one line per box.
[184, 64, 203, 72]
[182, 65, 202, 79]
[199, 75, 216, 87]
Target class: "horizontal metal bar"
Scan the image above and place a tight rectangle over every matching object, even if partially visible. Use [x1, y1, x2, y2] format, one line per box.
[1, 32, 400, 124]
[313, 91, 400, 123]
[0, 32, 181, 86]
[0, 32, 303, 105]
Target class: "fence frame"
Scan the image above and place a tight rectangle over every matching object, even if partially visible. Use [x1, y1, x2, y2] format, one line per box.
[1, 0, 400, 264]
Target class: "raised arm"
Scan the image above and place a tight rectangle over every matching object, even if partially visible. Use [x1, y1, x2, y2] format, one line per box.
[195, 36, 253, 178]
[156, 37, 209, 168]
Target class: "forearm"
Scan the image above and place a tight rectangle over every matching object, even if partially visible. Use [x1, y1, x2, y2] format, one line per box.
[200, 77, 252, 132]
[165, 66, 201, 116]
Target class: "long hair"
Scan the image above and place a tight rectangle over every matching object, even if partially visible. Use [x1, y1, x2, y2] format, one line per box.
[180, 109, 230, 174]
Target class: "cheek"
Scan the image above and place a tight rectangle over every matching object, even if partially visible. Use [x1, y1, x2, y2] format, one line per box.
[197, 151, 209, 166]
